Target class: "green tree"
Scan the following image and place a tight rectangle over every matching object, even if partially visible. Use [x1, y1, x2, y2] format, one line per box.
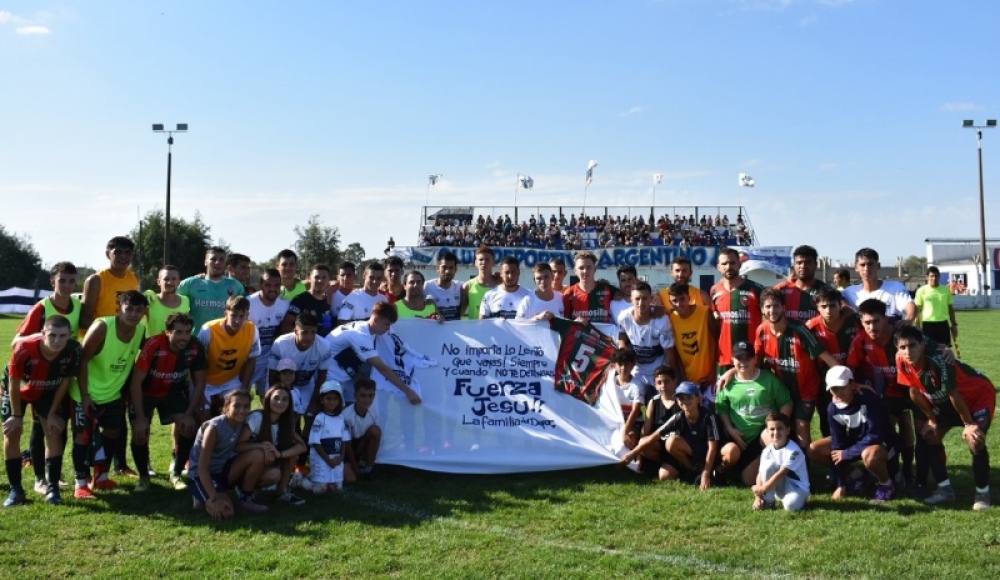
[0, 224, 45, 290]
[130, 210, 213, 289]
[293, 215, 342, 271]
[903, 255, 928, 276]
[343, 242, 366, 265]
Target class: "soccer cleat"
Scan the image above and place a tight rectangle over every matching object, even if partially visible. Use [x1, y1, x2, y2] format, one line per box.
[134, 477, 151, 493]
[4, 489, 27, 507]
[114, 467, 139, 478]
[74, 486, 97, 500]
[973, 492, 991, 511]
[278, 491, 306, 506]
[34, 478, 50, 495]
[923, 485, 956, 505]
[146, 461, 157, 477]
[871, 482, 896, 504]
[93, 477, 119, 491]
[239, 497, 269, 514]
[169, 475, 188, 491]
[46, 489, 62, 505]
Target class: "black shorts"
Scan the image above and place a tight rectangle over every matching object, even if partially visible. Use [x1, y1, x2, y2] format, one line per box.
[921, 321, 952, 346]
[188, 456, 236, 503]
[884, 396, 912, 419]
[130, 390, 190, 425]
[933, 404, 993, 433]
[1, 389, 68, 424]
[732, 436, 764, 476]
[73, 398, 125, 433]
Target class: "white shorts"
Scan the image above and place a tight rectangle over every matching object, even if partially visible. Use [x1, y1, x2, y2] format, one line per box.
[309, 450, 344, 485]
[204, 377, 244, 401]
[292, 386, 314, 416]
[250, 365, 270, 397]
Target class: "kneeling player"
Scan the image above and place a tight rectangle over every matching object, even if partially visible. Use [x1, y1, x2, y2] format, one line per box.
[808, 366, 896, 502]
[658, 381, 722, 489]
[129, 313, 207, 492]
[342, 378, 381, 480]
[895, 325, 996, 510]
[3, 316, 81, 506]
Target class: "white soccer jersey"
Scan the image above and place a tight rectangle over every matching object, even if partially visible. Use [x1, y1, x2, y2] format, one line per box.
[309, 412, 351, 485]
[759, 439, 810, 495]
[269, 333, 332, 414]
[337, 290, 388, 323]
[425, 280, 463, 321]
[248, 294, 290, 356]
[617, 307, 676, 383]
[515, 292, 565, 320]
[843, 280, 913, 320]
[341, 403, 379, 440]
[331, 289, 353, 318]
[480, 286, 532, 320]
[609, 299, 631, 331]
[324, 321, 380, 383]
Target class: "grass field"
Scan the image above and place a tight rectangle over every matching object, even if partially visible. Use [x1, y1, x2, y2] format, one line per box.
[1, 311, 999, 578]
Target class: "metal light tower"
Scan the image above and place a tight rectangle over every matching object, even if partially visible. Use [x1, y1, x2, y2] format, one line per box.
[963, 119, 996, 297]
[152, 123, 188, 265]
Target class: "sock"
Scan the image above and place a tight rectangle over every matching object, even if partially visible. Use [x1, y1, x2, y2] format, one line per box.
[977, 486, 990, 494]
[114, 421, 129, 470]
[901, 446, 914, 483]
[131, 443, 151, 479]
[879, 479, 892, 486]
[175, 437, 194, 477]
[71, 443, 90, 482]
[928, 444, 949, 485]
[972, 449, 990, 490]
[98, 435, 119, 480]
[46, 456, 63, 489]
[5, 457, 23, 491]
[914, 438, 929, 488]
[30, 420, 46, 481]
[937, 478, 952, 489]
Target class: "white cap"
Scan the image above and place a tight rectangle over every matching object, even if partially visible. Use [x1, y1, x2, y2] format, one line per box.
[319, 380, 343, 396]
[276, 358, 297, 372]
[825, 366, 854, 390]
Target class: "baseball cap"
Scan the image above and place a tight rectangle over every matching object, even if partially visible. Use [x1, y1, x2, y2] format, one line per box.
[319, 380, 343, 396]
[732, 341, 755, 359]
[675, 381, 700, 397]
[825, 366, 853, 390]
[276, 358, 297, 372]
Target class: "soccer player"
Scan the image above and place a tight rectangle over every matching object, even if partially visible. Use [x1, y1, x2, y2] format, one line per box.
[666, 282, 719, 393]
[843, 248, 915, 322]
[914, 266, 957, 346]
[330, 261, 358, 318]
[658, 256, 711, 312]
[773, 245, 828, 322]
[610, 265, 638, 328]
[3, 315, 81, 506]
[342, 377, 380, 480]
[425, 252, 465, 321]
[337, 263, 388, 325]
[225, 253, 254, 294]
[54, 290, 147, 498]
[834, 268, 851, 290]
[11, 262, 81, 489]
[80, 236, 140, 333]
[808, 366, 896, 502]
[276, 249, 306, 301]
[754, 288, 839, 449]
[198, 295, 261, 416]
[144, 265, 190, 338]
[895, 324, 996, 510]
[178, 246, 246, 332]
[248, 269, 290, 396]
[563, 251, 618, 324]
[617, 282, 678, 394]
[549, 258, 568, 293]
[396, 271, 441, 319]
[846, 298, 915, 490]
[516, 263, 564, 321]
[382, 256, 405, 301]
[462, 246, 498, 319]
[325, 302, 422, 406]
[715, 341, 792, 486]
[281, 264, 335, 336]
[480, 256, 531, 320]
[654, 381, 722, 489]
[710, 247, 765, 375]
[753, 412, 810, 512]
[806, 286, 862, 437]
[268, 314, 332, 419]
[128, 313, 207, 491]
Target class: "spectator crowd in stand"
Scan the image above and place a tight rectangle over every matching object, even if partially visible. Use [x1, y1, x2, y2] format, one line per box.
[419, 212, 754, 249]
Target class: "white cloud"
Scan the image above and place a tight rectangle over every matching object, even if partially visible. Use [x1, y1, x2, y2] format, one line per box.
[16, 25, 50, 35]
[942, 102, 983, 112]
[619, 106, 643, 117]
[0, 11, 15, 24]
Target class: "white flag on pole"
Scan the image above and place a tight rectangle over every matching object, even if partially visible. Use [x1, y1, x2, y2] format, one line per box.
[586, 160, 598, 185]
[738, 173, 755, 187]
[653, 173, 663, 185]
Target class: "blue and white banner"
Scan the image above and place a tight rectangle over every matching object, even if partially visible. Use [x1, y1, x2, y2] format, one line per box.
[369, 319, 627, 474]
[402, 245, 724, 269]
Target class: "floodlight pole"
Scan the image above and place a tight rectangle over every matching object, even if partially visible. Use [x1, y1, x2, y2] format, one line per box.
[152, 123, 188, 265]
[963, 119, 996, 297]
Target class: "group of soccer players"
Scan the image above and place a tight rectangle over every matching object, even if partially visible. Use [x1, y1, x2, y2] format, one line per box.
[2, 236, 994, 515]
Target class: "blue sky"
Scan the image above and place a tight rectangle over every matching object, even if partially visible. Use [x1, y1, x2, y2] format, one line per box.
[2, 0, 998, 272]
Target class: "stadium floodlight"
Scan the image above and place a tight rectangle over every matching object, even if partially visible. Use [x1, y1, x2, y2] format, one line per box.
[152, 123, 189, 264]
[962, 119, 996, 298]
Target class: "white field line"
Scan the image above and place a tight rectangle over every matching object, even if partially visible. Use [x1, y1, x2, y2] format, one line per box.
[346, 491, 793, 579]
